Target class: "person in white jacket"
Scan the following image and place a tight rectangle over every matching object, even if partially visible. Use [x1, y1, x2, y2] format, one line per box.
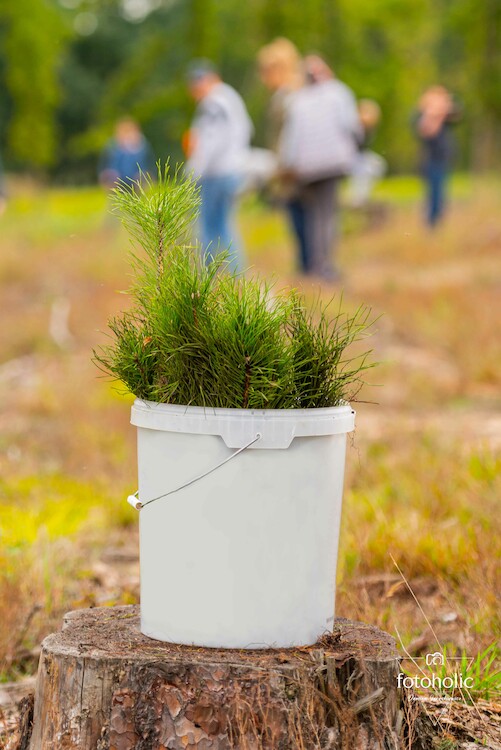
[186, 60, 253, 273]
[279, 55, 361, 280]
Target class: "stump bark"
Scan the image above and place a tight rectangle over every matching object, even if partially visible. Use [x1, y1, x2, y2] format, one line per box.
[26, 605, 402, 750]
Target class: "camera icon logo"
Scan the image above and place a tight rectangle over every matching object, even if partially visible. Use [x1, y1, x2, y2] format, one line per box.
[425, 652, 445, 667]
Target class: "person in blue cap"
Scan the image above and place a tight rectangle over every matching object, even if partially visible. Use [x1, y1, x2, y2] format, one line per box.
[185, 60, 253, 274]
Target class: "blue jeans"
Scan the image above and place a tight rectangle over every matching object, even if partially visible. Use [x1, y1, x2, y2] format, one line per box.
[424, 161, 447, 226]
[199, 175, 244, 273]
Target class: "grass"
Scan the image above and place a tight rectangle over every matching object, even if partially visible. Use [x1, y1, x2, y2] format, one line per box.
[0, 475, 134, 681]
[337, 437, 500, 658]
[341, 440, 500, 580]
[0, 172, 499, 727]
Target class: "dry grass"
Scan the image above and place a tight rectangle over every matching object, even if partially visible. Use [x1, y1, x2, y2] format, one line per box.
[0, 174, 499, 741]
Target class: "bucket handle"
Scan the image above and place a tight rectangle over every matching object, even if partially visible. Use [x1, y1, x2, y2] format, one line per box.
[126, 432, 262, 510]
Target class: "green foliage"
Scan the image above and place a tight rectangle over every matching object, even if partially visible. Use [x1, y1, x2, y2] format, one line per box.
[0, 0, 69, 167]
[95, 166, 373, 408]
[1, 0, 501, 174]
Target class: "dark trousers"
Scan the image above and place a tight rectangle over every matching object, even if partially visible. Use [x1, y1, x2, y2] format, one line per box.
[299, 177, 340, 278]
[286, 199, 308, 273]
[424, 161, 447, 226]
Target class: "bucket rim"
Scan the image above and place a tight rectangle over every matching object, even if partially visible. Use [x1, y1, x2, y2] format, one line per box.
[131, 398, 354, 419]
[131, 399, 355, 448]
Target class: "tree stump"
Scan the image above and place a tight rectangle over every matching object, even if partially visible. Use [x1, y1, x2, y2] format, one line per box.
[26, 605, 402, 749]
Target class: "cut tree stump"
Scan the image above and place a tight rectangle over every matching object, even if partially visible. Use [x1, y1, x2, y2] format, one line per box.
[24, 605, 402, 749]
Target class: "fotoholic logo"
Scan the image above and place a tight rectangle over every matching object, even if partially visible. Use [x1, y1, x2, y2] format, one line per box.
[398, 652, 474, 694]
[425, 651, 445, 667]
[398, 672, 474, 691]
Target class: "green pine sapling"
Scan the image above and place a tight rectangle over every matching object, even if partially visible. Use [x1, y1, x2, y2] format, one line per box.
[94, 164, 374, 408]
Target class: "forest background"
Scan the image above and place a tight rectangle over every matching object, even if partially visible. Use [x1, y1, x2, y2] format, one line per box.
[0, 0, 500, 182]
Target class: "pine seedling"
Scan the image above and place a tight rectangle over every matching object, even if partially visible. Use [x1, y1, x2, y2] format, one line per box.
[94, 164, 375, 408]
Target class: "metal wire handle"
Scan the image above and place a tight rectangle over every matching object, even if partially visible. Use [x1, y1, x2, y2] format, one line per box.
[127, 432, 262, 510]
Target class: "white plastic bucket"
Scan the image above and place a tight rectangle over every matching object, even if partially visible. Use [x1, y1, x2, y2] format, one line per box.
[131, 399, 355, 649]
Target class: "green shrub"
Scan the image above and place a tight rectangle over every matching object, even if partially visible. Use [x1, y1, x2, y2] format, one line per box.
[94, 165, 374, 408]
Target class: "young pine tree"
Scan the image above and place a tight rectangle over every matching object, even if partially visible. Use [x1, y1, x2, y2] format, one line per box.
[94, 165, 374, 408]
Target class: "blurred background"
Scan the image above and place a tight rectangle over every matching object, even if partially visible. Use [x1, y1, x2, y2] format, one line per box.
[0, 2, 500, 744]
[0, 0, 500, 180]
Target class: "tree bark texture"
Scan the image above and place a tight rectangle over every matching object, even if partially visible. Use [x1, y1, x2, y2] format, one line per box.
[26, 605, 402, 750]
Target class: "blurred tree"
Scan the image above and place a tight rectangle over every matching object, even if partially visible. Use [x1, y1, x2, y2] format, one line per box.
[444, 0, 501, 169]
[0, 0, 499, 177]
[0, 0, 68, 168]
[189, 0, 218, 59]
[331, 0, 440, 170]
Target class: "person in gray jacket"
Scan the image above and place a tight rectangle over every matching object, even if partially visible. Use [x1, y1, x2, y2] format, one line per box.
[186, 60, 253, 273]
[279, 55, 361, 280]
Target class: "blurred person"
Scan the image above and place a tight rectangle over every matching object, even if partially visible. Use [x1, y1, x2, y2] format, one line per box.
[99, 117, 155, 188]
[279, 54, 362, 280]
[414, 86, 459, 227]
[302, 53, 333, 84]
[186, 59, 253, 274]
[257, 38, 307, 271]
[349, 99, 387, 208]
[257, 38, 304, 151]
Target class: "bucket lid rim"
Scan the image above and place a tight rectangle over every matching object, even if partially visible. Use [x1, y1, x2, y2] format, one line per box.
[131, 400, 355, 445]
[131, 398, 354, 419]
